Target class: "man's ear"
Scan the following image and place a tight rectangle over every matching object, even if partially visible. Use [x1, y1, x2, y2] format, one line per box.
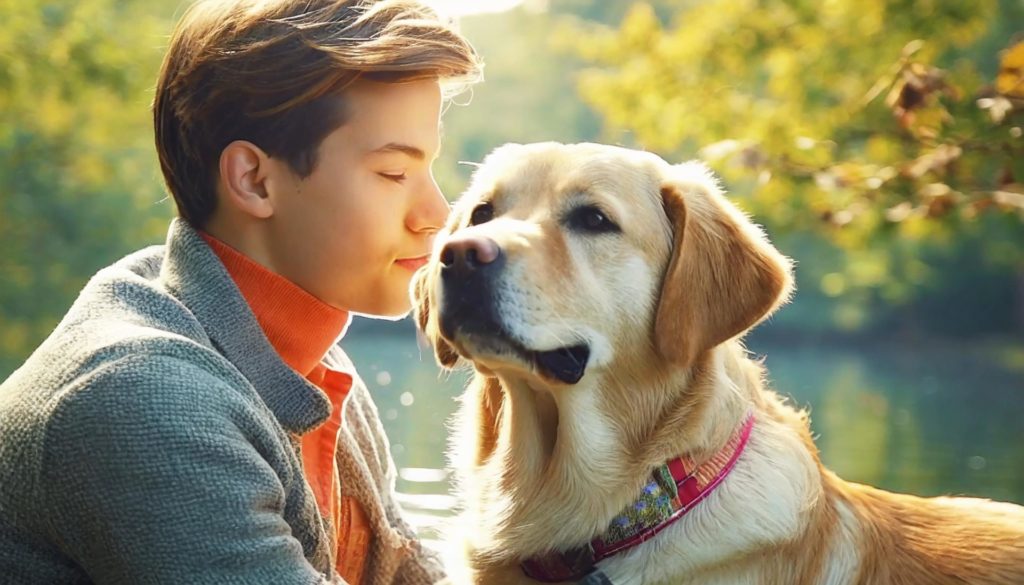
[655, 162, 794, 367]
[218, 140, 274, 219]
[411, 266, 459, 368]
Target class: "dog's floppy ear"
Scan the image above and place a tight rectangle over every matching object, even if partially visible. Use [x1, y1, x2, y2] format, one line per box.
[655, 162, 793, 367]
[412, 267, 459, 368]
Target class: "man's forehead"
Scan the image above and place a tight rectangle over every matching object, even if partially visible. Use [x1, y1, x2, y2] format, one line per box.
[368, 142, 428, 160]
[345, 120, 441, 161]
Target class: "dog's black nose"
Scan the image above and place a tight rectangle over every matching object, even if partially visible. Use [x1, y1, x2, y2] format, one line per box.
[440, 234, 501, 277]
[438, 233, 505, 340]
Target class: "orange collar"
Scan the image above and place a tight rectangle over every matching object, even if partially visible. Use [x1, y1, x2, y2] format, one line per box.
[200, 232, 350, 376]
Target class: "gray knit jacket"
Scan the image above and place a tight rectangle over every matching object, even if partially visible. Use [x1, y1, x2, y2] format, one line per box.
[0, 219, 445, 584]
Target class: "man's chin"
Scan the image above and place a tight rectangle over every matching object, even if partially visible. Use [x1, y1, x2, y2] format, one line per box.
[350, 298, 412, 321]
[356, 309, 411, 322]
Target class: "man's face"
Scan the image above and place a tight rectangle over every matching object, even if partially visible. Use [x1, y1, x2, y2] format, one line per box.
[266, 78, 448, 317]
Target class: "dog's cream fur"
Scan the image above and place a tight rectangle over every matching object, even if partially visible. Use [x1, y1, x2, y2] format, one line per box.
[412, 142, 1024, 584]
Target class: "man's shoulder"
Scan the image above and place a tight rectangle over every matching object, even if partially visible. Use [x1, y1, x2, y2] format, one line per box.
[0, 240, 247, 426]
[2, 324, 247, 430]
[0, 305, 259, 530]
[44, 345, 251, 434]
[15, 239, 221, 381]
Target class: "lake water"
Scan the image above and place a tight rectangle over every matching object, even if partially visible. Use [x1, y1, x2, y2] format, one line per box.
[341, 320, 1024, 542]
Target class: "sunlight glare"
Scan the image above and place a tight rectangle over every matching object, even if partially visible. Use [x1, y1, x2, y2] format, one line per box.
[426, 0, 531, 17]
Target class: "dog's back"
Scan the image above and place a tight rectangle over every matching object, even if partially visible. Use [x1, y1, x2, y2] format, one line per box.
[825, 472, 1024, 584]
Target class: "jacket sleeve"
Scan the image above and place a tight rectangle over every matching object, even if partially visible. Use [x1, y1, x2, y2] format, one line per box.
[345, 379, 448, 584]
[386, 494, 449, 585]
[39, 353, 348, 585]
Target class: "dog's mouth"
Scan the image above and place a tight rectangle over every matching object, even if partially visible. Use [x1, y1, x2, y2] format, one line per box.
[533, 344, 591, 384]
[435, 279, 591, 384]
[454, 332, 591, 385]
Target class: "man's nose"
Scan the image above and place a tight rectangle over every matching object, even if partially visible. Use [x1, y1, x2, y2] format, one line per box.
[408, 178, 450, 233]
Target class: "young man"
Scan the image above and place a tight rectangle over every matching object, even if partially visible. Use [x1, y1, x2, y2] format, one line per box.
[0, 1, 481, 583]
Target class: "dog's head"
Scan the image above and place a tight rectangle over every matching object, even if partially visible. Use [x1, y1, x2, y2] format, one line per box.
[412, 142, 792, 386]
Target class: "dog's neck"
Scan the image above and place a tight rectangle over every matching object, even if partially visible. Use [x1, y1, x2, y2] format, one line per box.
[465, 341, 766, 561]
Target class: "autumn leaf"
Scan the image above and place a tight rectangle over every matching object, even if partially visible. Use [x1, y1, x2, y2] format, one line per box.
[996, 41, 1024, 98]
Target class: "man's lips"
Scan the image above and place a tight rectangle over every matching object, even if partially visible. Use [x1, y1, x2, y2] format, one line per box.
[395, 254, 430, 271]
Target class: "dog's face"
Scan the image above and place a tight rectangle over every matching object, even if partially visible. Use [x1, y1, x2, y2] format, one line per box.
[413, 142, 792, 386]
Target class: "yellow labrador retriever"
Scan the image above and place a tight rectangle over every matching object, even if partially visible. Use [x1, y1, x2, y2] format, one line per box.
[412, 142, 1024, 584]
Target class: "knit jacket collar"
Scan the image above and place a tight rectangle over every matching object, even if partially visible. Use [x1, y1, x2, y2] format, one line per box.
[159, 218, 332, 434]
[199, 231, 351, 378]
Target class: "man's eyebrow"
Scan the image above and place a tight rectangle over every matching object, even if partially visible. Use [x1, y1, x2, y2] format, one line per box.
[368, 142, 427, 160]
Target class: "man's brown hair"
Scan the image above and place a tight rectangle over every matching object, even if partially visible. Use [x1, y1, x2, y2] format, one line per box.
[153, 0, 482, 227]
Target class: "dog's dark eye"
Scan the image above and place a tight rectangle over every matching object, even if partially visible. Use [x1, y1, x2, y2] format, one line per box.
[567, 205, 620, 234]
[469, 202, 494, 226]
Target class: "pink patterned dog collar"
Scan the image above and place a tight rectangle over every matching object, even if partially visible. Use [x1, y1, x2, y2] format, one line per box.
[521, 413, 756, 582]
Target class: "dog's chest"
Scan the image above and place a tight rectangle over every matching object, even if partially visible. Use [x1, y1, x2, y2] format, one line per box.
[588, 427, 821, 584]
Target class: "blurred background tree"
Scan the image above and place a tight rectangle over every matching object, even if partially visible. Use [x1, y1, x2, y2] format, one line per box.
[0, 0, 177, 374]
[552, 0, 1024, 339]
[1, 0, 1022, 372]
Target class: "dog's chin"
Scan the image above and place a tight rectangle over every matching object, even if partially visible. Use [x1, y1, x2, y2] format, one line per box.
[450, 332, 591, 385]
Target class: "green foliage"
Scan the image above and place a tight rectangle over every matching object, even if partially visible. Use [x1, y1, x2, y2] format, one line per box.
[434, 0, 687, 197]
[434, 7, 604, 197]
[1, 0, 1020, 378]
[559, 0, 1024, 334]
[0, 0, 177, 373]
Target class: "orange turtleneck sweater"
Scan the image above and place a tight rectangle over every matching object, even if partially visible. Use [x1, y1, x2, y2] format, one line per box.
[202, 233, 370, 584]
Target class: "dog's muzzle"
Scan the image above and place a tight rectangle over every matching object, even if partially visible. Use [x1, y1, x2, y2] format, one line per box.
[436, 233, 591, 385]
[437, 233, 505, 340]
